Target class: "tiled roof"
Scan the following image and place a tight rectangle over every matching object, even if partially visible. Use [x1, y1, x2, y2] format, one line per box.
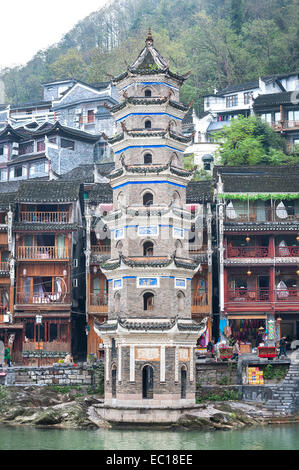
[60, 163, 114, 183]
[88, 183, 113, 203]
[186, 181, 213, 203]
[0, 192, 16, 210]
[16, 181, 81, 202]
[214, 165, 299, 193]
[0, 122, 102, 143]
[0, 181, 21, 194]
[13, 223, 78, 232]
[254, 91, 297, 107]
[216, 80, 259, 96]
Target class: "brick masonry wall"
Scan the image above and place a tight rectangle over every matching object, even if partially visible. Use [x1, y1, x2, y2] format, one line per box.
[196, 362, 238, 386]
[108, 277, 192, 319]
[105, 347, 195, 400]
[6, 365, 94, 386]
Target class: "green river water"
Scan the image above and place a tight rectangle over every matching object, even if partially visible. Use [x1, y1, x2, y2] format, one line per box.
[0, 424, 298, 450]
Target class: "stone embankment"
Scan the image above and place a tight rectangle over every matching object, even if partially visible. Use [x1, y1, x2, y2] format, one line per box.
[0, 356, 298, 429]
[0, 384, 279, 430]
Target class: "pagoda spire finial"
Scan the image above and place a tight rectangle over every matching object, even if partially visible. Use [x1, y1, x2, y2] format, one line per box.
[146, 27, 153, 47]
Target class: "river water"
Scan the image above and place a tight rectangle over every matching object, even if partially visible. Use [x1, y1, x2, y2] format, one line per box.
[0, 424, 298, 450]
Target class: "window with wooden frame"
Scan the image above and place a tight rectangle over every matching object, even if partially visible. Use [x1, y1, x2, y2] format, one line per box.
[19, 141, 34, 155]
[87, 110, 95, 123]
[244, 92, 253, 105]
[37, 140, 45, 152]
[226, 95, 238, 108]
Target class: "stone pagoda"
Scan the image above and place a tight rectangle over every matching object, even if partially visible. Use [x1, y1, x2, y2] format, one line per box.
[95, 31, 207, 408]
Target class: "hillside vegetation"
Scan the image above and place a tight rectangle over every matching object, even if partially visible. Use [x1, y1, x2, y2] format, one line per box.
[1, 0, 298, 112]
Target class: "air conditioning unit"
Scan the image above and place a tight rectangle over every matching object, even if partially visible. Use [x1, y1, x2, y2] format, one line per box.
[3, 314, 11, 324]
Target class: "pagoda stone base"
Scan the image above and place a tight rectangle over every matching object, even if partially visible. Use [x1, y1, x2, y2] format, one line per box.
[94, 402, 202, 425]
[104, 394, 195, 407]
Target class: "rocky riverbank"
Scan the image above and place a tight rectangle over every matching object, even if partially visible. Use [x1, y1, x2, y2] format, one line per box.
[1, 385, 297, 431]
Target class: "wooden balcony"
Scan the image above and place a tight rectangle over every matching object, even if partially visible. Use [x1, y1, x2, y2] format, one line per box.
[88, 293, 108, 314]
[226, 288, 299, 304]
[225, 208, 299, 223]
[226, 288, 270, 303]
[20, 211, 70, 223]
[17, 246, 69, 260]
[275, 246, 299, 257]
[225, 245, 299, 259]
[275, 288, 299, 302]
[16, 291, 71, 306]
[0, 262, 9, 272]
[191, 293, 210, 314]
[226, 246, 270, 258]
[271, 120, 299, 131]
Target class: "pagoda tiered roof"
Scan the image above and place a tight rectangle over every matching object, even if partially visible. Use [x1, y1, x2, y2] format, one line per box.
[113, 30, 191, 85]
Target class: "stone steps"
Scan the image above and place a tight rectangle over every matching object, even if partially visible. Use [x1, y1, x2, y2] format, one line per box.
[265, 363, 299, 415]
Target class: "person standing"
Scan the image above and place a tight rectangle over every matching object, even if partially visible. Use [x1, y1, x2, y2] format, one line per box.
[231, 340, 240, 361]
[278, 336, 288, 358]
[4, 345, 11, 367]
[207, 339, 215, 359]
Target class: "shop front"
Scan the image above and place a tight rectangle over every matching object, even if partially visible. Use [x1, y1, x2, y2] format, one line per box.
[227, 314, 267, 351]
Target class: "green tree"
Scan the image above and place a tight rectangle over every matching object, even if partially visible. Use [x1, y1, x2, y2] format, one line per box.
[215, 115, 297, 166]
[49, 49, 88, 81]
[230, 0, 244, 34]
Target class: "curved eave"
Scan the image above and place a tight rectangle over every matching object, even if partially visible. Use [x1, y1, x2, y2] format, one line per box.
[109, 99, 188, 119]
[94, 319, 207, 336]
[100, 256, 200, 273]
[109, 133, 190, 153]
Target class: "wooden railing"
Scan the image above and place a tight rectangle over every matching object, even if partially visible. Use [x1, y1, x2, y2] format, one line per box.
[225, 209, 299, 223]
[225, 245, 299, 258]
[16, 292, 70, 305]
[192, 293, 209, 306]
[276, 288, 299, 301]
[226, 246, 270, 258]
[226, 288, 299, 303]
[271, 121, 299, 130]
[91, 245, 111, 254]
[20, 212, 69, 223]
[275, 246, 299, 257]
[226, 288, 270, 302]
[17, 246, 69, 260]
[90, 293, 108, 306]
[0, 262, 9, 271]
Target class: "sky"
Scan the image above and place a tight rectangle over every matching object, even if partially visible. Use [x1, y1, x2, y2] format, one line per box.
[0, 0, 110, 69]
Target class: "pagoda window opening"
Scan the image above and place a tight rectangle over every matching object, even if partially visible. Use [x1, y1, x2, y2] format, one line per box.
[175, 240, 183, 257]
[143, 241, 154, 256]
[143, 292, 154, 311]
[114, 292, 120, 312]
[111, 338, 117, 358]
[143, 192, 154, 206]
[145, 120, 152, 129]
[177, 291, 185, 312]
[144, 89, 152, 98]
[144, 153, 152, 164]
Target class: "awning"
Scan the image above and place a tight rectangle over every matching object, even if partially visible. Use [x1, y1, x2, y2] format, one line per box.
[228, 315, 267, 320]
